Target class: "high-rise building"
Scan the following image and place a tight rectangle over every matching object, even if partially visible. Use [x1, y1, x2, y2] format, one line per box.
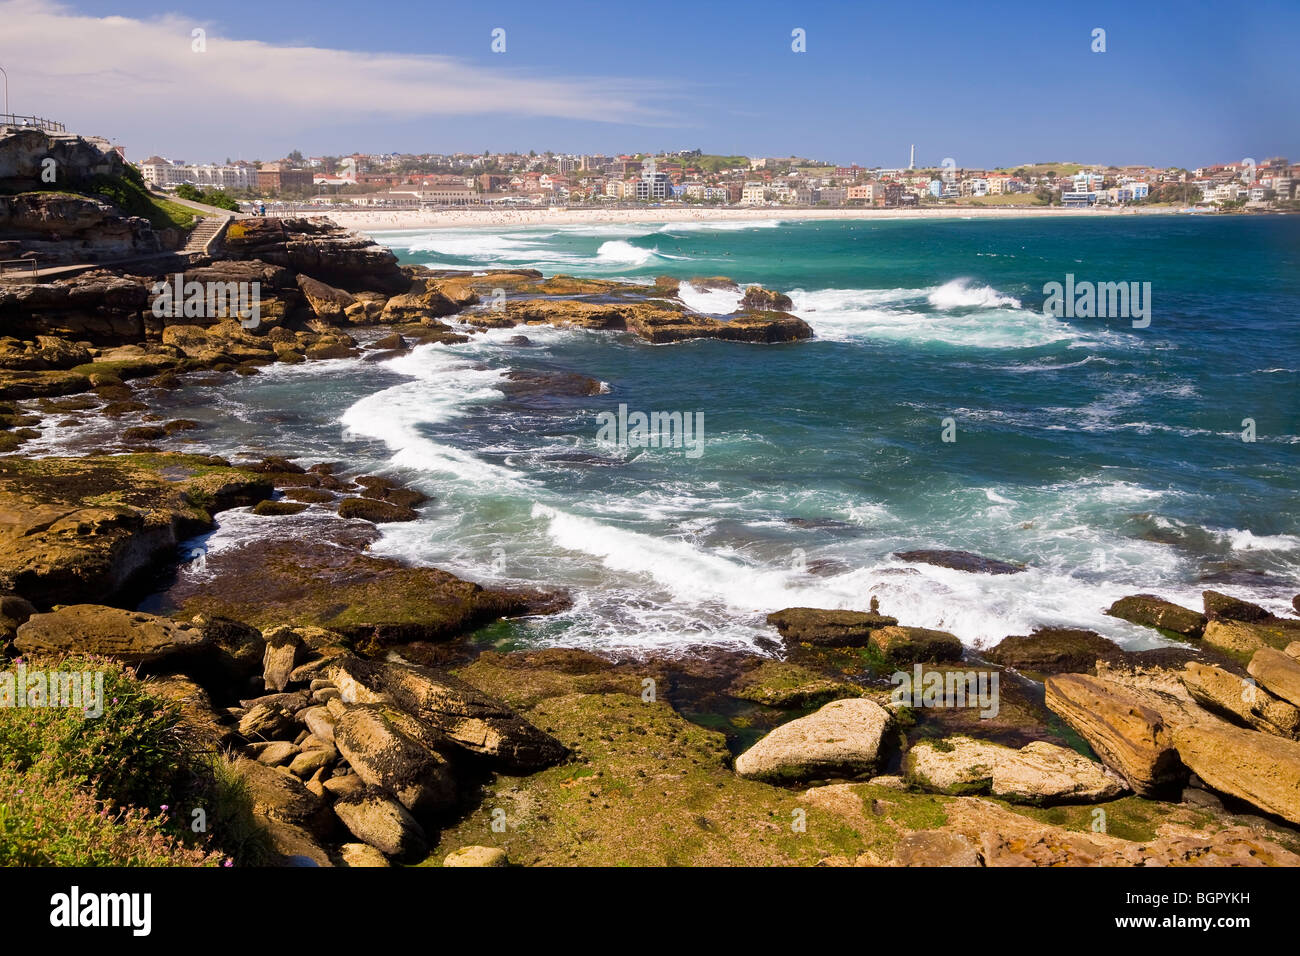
[909, 144, 916, 170]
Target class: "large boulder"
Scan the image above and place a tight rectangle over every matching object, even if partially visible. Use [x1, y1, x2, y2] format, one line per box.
[869, 625, 963, 663]
[296, 274, 356, 324]
[905, 736, 1126, 804]
[221, 218, 408, 294]
[1172, 716, 1300, 826]
[765, 607, 897, 647]
[15, 604, 208, 666]
[228, 757, 334, 838]
[893, 549, 1025, 575]
[1203, 590, 1273, 623]
[733, 698, 891, 783]
[1106, 594, 1205, 638]
[1044, 673, 1185, 796]
[1247, 648, 1300, 708]
[329, 656, 567, 772]
[984, 627, 1124, 675]
[332, 702, 458, 814]
[1182, 660, 1300, 737]
[331, 788, 428, 860]
[1203, 618, 1300, 659]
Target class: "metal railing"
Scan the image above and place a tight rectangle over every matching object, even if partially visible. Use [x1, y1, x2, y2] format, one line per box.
[0, 114, 65, 132]
[0, 258, 38, 278]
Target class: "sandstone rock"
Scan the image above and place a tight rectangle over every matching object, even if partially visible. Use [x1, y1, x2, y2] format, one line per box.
[1183, 660, 1300, 737]
[1106, 594, 1205, 638]
[322, 774, 365, 800]
[238, 702, 298, 741]
[332, 702, 458, 814]
[1247, 648, 1300, 708]
[1172, 716, 1300, 825]
[299, 705, 337, 743]
[443, 846, 508, 867]
[255, 741, 299, 766]
[146, 674, 230, 748]
[893, 549, 1025, 575]
[289, 747, 336, 779]
[296, 274, 356, 324]
[764, 607, 897, 646]
[337, 497, 417, 523]
[339, 843, 390, 867]
[984, 627, 1123, 674]
[329, 655, 568, 772]
[332, 788, 427, 860]
[261, 625, 305, 692]
[1044, 673, 1185, 795]
[15, 604, 208, 666]
[869, 625, 963, 663]
[1203, 618, 1300, 658]
[892, 830, 983, 867]
[257, 815, 333, 867]
[905, 736, 1126, 804]
[1203, 590, 1273, 623]
[229, 757, 334, 837]
[733, 698, 891, 783]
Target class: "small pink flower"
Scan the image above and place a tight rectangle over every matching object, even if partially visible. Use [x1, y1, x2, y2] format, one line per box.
[223, 859, 233, 867]
[160, 804, 169, 811]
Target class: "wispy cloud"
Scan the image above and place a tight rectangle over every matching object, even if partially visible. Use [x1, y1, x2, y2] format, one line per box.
[0, 0, 678, 154]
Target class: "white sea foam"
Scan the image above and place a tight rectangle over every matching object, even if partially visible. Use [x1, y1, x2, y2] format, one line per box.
[927, 278, 1022, 310]
[595, 239, 659, 266]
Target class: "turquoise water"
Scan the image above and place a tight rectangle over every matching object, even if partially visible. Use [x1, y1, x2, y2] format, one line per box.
[120, 215, 1300, 654]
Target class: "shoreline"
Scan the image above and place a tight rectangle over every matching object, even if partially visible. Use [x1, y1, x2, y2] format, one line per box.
[324, 203, 1175, 234]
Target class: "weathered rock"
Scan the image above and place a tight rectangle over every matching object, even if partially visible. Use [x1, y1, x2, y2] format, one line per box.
[1182, 660, 1300, 737]
[893, 549, 1025, 575]
[1172, 716, 1300, 825]
[1202, 618, 1300, 659]
[739, 285, 794, 312]
[984, 627, 1123, 674]
[338, 843, 390, 867]
[869, 625, 963, 663]
[765, 607, 897, 647]
[238, 702, 299, 741]
[1247, 648, 1300, 708]
[255, 741, 299, 766]
[1106, 594, 1206, 638]
[1203, 590, 1273, 623]
[332, 702, 458, 814]
[288, 747, 336, 779]
[892, 830, 984, 867]
[337, 497, 418, 523]
[329, 655, 568, 772]
[228, 757, 334, 838]
[1044, 673, 1185, 796]
[733, 698, 891, 783]
[443, 846, 508, 867]
[15, 604, 208, 666]
[905, 736, 1126, 804]
[331, 788, 427, 860]
[221, 218, 408, 294]
[296, 274, 356, 324]
[261, 625, 305, 692]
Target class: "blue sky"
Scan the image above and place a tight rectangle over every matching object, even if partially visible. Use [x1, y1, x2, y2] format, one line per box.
[5, 0, 1298, 166]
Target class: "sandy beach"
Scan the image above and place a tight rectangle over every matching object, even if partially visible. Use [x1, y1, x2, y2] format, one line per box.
[324, 203, 1168, 235]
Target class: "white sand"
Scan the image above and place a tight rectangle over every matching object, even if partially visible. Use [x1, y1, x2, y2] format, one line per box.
[324, 203, 1162, 235]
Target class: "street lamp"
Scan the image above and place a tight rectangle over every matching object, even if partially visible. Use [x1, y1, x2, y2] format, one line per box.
[0, 66, 8, 117]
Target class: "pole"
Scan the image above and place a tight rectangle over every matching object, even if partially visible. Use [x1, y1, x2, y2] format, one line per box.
[0, 66, 8, 117]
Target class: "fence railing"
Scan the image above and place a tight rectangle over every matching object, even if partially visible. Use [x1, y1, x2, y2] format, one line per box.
[0, 115, 66, 133]
[0, 259, 38, 278]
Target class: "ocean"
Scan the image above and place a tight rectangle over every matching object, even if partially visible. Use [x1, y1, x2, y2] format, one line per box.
[110, 214, 1300, 654]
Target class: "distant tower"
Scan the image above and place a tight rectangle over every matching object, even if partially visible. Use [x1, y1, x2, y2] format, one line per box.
[909, 144, 916, 170]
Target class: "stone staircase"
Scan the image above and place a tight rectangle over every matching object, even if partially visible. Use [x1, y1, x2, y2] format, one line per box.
[182, 216, 228, 254]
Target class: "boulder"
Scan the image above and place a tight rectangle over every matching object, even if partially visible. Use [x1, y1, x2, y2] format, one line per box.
[733, 698, 891, 783]
[1203, 590, 1273, 623]
[331, 788, 428, 860]
[329, 655, 568, 772]
[228, 757, 334, 838]
[893, 549, 1025, 575]
[1203, 619, 1300, 658]
[869, 625, 963, 663]
[337, 497, 418, 523]
[338, 843, 390, 868]
[443, 846, 508, 867]
[1044, 673, 1185, 796]
[984, 627, 1123, 674]
[15, 604, 208, 666]
[764, 607, 897, 646]
[1182, 660, 1300, 737]
[296, 274, 356, 324]
[1172, 716, 1300, 826]
[1106, 594, 1205, 638]
[1247, 648, 1300, 708]
[739, 285, 793, 311]
[261, 625, 305, 692]
[905, 736, 1126, 804]
[332, 703, 458, 814]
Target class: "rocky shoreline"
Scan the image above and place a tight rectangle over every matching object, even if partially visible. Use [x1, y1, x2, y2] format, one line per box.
[2, 216, 1299, 867]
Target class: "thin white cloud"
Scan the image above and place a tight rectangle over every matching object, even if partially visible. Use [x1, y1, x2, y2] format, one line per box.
[0, 0, 677, 154]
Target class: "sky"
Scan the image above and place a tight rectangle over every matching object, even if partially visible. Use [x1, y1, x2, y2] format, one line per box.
[2, 0, 1297, 168]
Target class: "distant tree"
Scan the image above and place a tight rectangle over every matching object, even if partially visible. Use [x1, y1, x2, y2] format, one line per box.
[287, 149, 304, 164]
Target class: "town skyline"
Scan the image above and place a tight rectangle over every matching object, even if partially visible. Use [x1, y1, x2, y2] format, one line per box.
[3, 0, 1296, 166]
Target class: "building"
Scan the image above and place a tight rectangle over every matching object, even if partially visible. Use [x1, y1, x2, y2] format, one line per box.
[257, 163, 313, 192]
[138, 157, 257, 190]
[634, 158, 673, 200]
